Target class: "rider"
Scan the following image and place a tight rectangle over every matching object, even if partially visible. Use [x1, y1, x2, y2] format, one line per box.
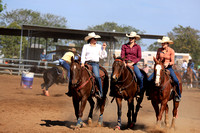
[59, 48, 76, 82]
[112, 31, 144, 97]
[188, 59, 198, 80]
[147, 36, 181, 102]
[182, 60, 187, 78]
[81, 32, 107, 98]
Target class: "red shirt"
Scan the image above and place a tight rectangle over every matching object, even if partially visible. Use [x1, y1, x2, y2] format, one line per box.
[121, 43, 142, 64]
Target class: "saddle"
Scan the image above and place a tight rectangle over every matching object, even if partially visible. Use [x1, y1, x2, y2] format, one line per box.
[55, 65, 68, 82]
[84, 63, 107, 96]
[84, 64, 106, 78]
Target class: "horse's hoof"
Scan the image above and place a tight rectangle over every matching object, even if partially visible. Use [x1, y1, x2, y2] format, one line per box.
[128, 122, 135, 129]
[88, 118, 92, 126]
[45, 91, 49, 96]
[115, 126, 120, 130]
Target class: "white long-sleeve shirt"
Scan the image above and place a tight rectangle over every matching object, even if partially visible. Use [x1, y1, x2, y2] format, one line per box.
[182, 62, 187, 70]
[81, 43, 107, 64]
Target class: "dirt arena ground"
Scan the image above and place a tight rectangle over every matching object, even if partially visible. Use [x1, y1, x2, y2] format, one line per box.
[0, 74, 200, 133]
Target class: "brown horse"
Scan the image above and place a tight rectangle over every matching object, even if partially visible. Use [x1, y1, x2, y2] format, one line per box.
[184, 66, 198, 88]
[69, 57, 109, 128]
[148, 57, 182, 128]
[30, 65, 68, 96]
[110, 56, 148, 130]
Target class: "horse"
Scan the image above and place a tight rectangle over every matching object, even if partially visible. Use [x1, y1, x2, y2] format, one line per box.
[69, 57, 109, 128]
[30, 65, 68, 96]
[184, 66, 198, 88]
[148, 57, 182, 128]
[110, 56, 148, 130]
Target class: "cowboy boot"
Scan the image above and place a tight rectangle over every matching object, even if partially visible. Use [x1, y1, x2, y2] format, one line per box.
[65, 82, 72, 97]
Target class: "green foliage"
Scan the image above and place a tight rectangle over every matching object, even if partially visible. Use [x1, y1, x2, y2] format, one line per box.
[1, 22, 28, 58]
[147, 42, 160, 51]
[87, 22, 145, 49]
[168, 25, 200, 65]
[0, 0, 6, 13]
[0, 8, 68, 58]
[147, 25, 200, 65]
[0, 8, 67, 27]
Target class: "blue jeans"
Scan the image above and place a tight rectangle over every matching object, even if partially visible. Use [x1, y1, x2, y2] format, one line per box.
[133, 64, 143, 90]
[192, 69, 198, 79]
[148, 66, 181, 97]
[87, 62, 103, 95]
[59, 59, 70, 80]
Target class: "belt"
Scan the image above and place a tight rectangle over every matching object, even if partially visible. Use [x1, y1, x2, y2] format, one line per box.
[85, 61, 99, 64]
[126, 60, 133, 63]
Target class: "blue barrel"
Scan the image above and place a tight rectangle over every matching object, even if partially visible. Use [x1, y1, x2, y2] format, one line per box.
[21, 71, 34, 89]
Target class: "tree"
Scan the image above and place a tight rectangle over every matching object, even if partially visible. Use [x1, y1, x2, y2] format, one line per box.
[87, 22, 145, 49]
[168, 25, 200, 65]
[0, 0, 6, 13]
[147, 42, 160, 51]
[0, 9, 68, 58]
[147, 25, 200, 65]
[1, 22, 28, 58]
[0, 9, 67, 28]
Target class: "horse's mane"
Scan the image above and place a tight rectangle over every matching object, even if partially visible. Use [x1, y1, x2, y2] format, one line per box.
[115, 56, 123, 61]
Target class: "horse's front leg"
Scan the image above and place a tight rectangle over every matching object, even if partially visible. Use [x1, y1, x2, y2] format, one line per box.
[115, 98, 122, 130]
[76, 96, 87, 128]
[127, 98, 134, 129]
[171, 100, 180, 129]
[151, 100, 160, 125]
[72, 97, 79, 120]
[134, 91, 144, 123]
[157, 100, 168, 127]
[165, 104, 169, 127]
[87, 96, 94, 126]
[97, 97, 107, 127]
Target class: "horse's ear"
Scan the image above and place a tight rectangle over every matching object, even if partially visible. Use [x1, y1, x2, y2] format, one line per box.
[78, 56, 81, 63]
[122, 56, 126, 61]
[153, 56, 159, 64]
[113, 54, 116, 59]
[71, 56, 74, 62]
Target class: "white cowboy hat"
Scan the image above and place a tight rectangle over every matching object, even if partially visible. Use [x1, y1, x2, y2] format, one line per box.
[84, 32, 101, 41]
[157, 36, 173, 44]
[68, 48, 76, 52]
[126, 32, 141, 40]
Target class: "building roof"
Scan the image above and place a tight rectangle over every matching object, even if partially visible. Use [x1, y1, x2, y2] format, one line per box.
[0, 24, 163, 42]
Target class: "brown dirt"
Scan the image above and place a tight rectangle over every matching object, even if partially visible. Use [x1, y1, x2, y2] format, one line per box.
[0, 74, 200, 133]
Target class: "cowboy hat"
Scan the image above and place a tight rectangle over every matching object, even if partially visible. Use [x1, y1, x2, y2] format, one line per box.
[126, 32, 141, 40]
[68, 48, 76, 52]
[84, 32, 101, 41]
[157, 36, 173, 44]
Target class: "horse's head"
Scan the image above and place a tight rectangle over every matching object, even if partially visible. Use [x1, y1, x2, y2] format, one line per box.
[112, 55, 126, 82]
[70, 56, 82, 88]
[153, 57, 165, 87]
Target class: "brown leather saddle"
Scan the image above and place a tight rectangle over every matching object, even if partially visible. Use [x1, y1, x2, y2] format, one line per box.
[84, 63, 107, 95]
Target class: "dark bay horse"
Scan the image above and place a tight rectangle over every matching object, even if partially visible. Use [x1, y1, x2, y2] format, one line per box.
[70, 57, 109, 128]
[111, 56, 148, 130]
[30, 65, 68, 96]
[148, 57, 182, 128]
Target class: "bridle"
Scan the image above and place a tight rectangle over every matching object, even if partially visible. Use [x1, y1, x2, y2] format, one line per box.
[71, 61, 94, 90]
[113, 58, 135, 93]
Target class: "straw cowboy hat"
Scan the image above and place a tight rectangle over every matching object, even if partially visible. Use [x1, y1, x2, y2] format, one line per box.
[126, 32, 141, 40]
[84, 32, 101, 41]
[68, 48, 77, 53]
[157, 36, 173, 44]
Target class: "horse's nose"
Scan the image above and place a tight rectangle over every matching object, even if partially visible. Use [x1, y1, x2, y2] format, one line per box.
[112, 74, 118, 82]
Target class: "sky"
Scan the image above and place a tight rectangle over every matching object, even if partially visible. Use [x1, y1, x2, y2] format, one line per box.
[3, 0, 200, 50]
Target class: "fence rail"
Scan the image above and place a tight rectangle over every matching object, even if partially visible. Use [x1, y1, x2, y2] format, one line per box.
[0, 58, 199, 86]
